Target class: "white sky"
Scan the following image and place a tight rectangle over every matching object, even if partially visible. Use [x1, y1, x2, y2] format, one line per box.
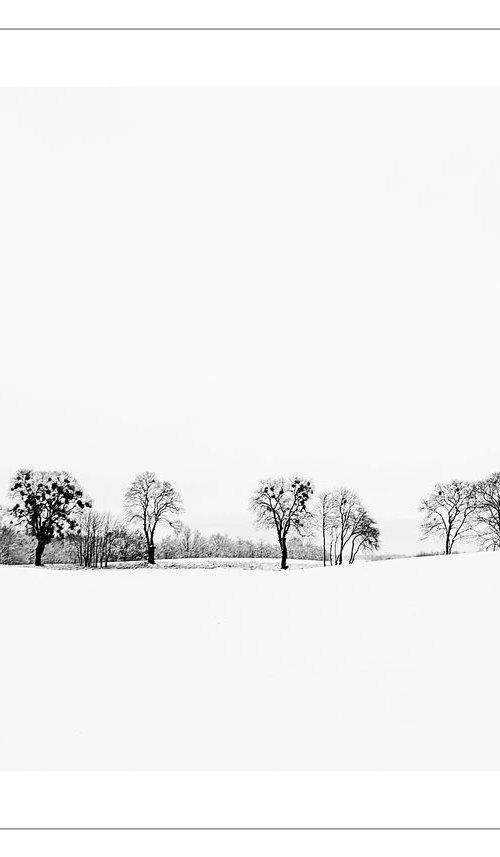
[1, 88, 499, 554]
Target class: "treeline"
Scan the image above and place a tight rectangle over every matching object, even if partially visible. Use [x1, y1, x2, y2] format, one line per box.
[2, 466, 500, 570]
[0, 512, 322, 567]
[159, 529, 322, 561]
[2, 468, 375, 570]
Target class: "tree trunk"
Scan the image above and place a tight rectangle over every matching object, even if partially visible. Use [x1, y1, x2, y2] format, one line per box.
[34, 540, 46, 567]
[281, 538, 288, 570]
[322, 526, 326, 566]
[148, 543, 155, 564]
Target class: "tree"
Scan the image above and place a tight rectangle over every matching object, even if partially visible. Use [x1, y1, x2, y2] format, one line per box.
[328, 487, 359, 565]
[347, 510, 380, 563]
[326, 487, 380, 565]
[113, 525, 146, 562]
[124, 471, 183, 564]
[190, 530, 206, 557]
[250, 477, 314, 570]
[316, 491, 335, 566]
[472, 472, 500, 551]
[179, 523, 193, 558]
[0, 519, 19, 564]
[420, 479, 477, 555]
[0, 509, 32, 565]
[206, 532, 231, 557]
[9, 469, 91, 566]
[72, 510, 119, 568]
[74, 509, 100, 567]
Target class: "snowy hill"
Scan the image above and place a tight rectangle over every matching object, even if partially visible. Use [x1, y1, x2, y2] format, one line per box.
[0, 552, 498, 769]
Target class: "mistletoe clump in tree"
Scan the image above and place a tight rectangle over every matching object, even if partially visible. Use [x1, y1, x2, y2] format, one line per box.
[10, 469, 92, 566]
[250, 476, 314, 570]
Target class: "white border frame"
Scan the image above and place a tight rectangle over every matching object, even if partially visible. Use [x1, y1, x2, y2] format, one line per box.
[1, 18, 500, 830]
[0, 772, 499, 828]
[1, 0, 500, 30]
[0, 30, 499, 87]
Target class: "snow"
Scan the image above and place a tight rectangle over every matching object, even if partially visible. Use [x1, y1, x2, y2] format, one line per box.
[0, 552, 499, 769]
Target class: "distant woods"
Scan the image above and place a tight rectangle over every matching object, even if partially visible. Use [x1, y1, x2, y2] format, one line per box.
[1, 466, 500, 567]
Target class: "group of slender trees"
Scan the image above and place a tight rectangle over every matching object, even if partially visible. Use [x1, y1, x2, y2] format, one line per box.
[2, 466, 500, 569]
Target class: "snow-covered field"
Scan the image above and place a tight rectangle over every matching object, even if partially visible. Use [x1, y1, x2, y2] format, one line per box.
[0, 552, 499, 769]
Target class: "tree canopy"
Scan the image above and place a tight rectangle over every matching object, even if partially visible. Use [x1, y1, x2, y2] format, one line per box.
[250, 477, 314, 569]
[124, 471, 183, 564]
[10, 469, 91, 565]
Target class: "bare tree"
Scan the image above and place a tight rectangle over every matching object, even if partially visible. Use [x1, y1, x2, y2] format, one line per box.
[99, 512, 117, 568]
[114, 525, 146, 562]
[0, 509, 30, 565]
[472, 472, 500, 551]
[206, 532, 231, 557]
[325, 488, 380, 565]
[347, 510, 380, 563]
[124, 471, 183, 564]
[0, 520, 19, 564]
[328, 487, 360, 565]
[179, 523, 193, 558]
[420, 479, 477, 555]
[250, 477, 314, 570]
[75, 509, 99, 567]
[316, 491, 335, 566]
